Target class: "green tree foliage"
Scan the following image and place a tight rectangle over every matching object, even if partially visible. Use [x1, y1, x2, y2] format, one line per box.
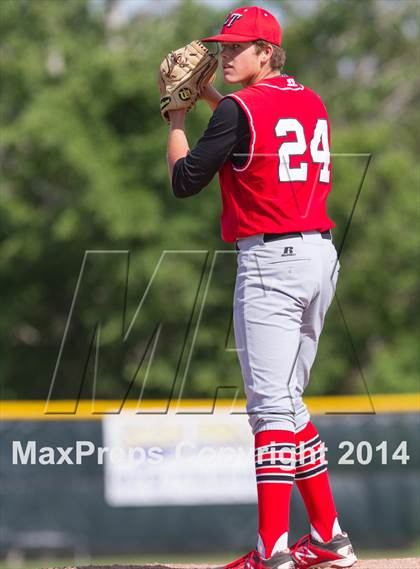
[0, 0, 418, 401]
[282, 0, 419, 395]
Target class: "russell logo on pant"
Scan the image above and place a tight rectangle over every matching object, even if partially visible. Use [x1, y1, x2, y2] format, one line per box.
[281, 246, 296, 257]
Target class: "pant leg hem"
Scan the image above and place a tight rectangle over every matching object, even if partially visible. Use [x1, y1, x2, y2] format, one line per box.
[253, 422, 296, 435]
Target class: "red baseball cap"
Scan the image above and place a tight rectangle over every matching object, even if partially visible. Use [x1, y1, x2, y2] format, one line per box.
[202, 6, 282, 46]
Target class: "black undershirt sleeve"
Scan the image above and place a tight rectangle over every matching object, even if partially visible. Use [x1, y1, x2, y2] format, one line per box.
[171, 97, 250, 198]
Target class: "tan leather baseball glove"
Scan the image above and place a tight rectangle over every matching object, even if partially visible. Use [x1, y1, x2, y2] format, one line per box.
[158, 40, 218, 122]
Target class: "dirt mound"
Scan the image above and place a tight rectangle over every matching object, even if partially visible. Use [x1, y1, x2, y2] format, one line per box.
[48, 559, 420, 569]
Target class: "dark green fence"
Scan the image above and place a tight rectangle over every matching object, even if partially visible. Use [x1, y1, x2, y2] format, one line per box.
[0, 413, 419, 557]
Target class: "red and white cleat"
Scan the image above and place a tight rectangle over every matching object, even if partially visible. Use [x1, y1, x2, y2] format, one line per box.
[291, 533, 357, 568]
[223, 549, 296, 569]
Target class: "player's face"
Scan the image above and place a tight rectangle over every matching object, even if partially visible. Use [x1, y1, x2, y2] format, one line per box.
[220, 42, 263, 85]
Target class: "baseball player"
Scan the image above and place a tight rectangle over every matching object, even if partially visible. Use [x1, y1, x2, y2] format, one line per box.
[163, 6, 357, 569]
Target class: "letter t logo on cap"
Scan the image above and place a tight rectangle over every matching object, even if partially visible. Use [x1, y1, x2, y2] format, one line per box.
[223, 13, 243, 28]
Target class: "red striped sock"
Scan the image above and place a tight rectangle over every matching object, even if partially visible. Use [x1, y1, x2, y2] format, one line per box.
[254, 430, 296, 558]
[295, 421, 339, 542]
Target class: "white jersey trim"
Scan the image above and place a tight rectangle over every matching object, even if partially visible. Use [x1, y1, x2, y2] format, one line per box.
[228, 94, 256, 172]
[258, 82, 305, 92]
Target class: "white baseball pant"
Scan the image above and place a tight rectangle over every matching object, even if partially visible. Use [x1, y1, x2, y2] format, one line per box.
[233, 230, 340, 434]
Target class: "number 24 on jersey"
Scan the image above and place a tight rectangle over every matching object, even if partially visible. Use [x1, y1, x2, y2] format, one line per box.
[275, 118, 330, 184]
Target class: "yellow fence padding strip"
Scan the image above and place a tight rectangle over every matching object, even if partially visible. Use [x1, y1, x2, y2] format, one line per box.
[0, 394, 419, 420]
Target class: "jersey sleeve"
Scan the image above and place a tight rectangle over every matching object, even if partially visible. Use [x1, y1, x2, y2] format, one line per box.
[171, 97, 250, 198]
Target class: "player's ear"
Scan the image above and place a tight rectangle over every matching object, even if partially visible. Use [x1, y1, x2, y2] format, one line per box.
[260, 43, 273, 65]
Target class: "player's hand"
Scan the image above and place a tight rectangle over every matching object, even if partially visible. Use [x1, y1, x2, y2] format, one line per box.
[199, 84, 220, 100]
[199, 84, 223, 111]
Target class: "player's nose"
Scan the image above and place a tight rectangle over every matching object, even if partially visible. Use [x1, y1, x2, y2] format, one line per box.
[221, 52, 232, 65]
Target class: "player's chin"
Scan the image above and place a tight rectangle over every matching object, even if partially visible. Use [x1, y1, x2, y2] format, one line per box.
[222, 71, 240, 84]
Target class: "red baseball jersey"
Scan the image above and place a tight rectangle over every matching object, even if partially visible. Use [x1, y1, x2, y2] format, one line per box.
[218, 75, 335, 243]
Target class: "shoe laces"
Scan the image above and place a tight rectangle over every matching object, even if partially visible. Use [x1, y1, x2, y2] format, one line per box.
[291, 534, 311, 554]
